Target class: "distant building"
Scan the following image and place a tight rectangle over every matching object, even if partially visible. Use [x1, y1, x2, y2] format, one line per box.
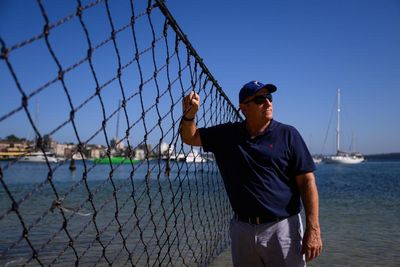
[110, 137, 125, 151]
[134, 148, 146, 160]
[54, 143, 74, 157]
[154, 142, 170, 156]
[54, 143, 104, 159]
[0, 136, 173, 161]
[0, 139, 30, 159]
[85, 144, 104, 159]
[136, 143, 152, 157]
[0, 139, 29, 152]
[0, 141, 9, 151]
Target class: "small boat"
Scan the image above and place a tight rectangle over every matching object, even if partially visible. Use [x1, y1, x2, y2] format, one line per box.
[161, 144, 186, 161]
[313, 156, 322, 164]
[19, 152, 59, 163]
[72, 153, 86, 160]
[168, 153, 186, 161]
[185, 149, 207, 163]
[323, 89, 364, 164]
[93, 156, 140, 164]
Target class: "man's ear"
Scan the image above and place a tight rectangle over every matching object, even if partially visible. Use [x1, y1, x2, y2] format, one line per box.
[239, 103, 246, 117]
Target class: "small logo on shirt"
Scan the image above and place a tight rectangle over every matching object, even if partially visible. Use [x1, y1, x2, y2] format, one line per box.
[268, 143, 273, 150]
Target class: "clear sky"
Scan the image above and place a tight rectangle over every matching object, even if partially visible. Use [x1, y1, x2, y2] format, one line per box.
[168, 0, 400, 155]
[1, 0, 399, 155]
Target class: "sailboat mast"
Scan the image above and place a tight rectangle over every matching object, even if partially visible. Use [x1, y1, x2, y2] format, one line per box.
[336, 88, 341, 153]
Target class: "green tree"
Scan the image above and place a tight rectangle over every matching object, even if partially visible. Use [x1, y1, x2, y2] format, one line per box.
[6, 135, 20, 142]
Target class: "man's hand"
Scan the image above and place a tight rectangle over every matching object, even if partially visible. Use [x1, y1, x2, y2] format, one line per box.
[302, 225, 323, 262]
[296, 172, 323, 262]
[180, 91, 202, 146]
[182, 91, 200, 119]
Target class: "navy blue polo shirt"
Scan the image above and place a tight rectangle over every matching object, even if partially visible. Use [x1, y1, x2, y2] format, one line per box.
[199, 119, 315, 218]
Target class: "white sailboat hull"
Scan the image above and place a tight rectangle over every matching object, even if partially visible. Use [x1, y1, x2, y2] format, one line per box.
[19, 152, 59, 163]
[185, 156, 207, 163]
[324, 155, 364, 164]
[19, 155, 59, 163]
[167, 154, 186, 161]
[313, 157, 322, 164]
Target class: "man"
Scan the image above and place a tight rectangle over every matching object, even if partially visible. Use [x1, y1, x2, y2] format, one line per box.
[180, 81, 322, 266]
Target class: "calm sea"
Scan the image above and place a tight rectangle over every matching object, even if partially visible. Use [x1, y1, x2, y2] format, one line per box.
[211, 160, 400, 267]
[1, 160, 399, 266]
[311, 160, 400, 267]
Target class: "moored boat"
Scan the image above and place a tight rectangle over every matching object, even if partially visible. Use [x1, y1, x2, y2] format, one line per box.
[313, 156, 322, 164]
[19, 152, 59, 163]
[323, 89, 364, 164]
[161, 144, 185, 161]
[93, 156, 140, 164]
[185, 149, 207, 163]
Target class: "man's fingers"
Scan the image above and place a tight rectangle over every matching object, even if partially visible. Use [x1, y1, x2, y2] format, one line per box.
[187, 93, 199, 107]
[310, 248, 317, 261]
[182, 92, 200, 118]
[305, 249, 312, 262]
[189, 92, 199, 103]
[304, 246, 322, 262]
[183, 93, 194, 109]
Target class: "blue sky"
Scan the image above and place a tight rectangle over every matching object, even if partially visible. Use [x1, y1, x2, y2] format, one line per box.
[169, 0, 400, 154]
[1, 0, 399, 155]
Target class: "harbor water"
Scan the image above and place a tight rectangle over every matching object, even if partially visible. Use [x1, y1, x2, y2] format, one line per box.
[211, 160, 400, 267]
[1, 160, 400, 266]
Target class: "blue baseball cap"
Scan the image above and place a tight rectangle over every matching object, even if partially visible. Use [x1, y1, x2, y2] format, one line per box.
[239, 81, 277, 103]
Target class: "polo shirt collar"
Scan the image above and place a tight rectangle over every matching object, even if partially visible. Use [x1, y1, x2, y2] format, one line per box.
[241, 119, 277, 138]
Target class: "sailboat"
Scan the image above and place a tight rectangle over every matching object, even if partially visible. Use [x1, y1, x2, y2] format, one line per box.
[323, 89, 364, 164]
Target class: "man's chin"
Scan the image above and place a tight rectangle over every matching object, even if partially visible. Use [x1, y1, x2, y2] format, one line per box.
[264, 112, 273, 119]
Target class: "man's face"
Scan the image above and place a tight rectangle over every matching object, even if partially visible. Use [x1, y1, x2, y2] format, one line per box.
[239, 89, 273, 121]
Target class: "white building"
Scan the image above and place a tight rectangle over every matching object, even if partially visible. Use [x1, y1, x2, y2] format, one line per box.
[134, 148, 146, 160]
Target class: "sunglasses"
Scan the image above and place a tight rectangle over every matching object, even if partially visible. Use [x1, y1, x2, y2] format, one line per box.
[243, 93, 273, 105]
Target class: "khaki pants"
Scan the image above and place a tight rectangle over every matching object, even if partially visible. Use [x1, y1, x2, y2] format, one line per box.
[230, 213, 306, 267]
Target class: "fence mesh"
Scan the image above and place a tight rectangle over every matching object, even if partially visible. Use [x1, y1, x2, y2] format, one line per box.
[0, 0, 242, 266]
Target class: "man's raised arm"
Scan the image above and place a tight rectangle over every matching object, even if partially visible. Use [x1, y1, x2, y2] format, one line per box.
[180, 91, 202, 147]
